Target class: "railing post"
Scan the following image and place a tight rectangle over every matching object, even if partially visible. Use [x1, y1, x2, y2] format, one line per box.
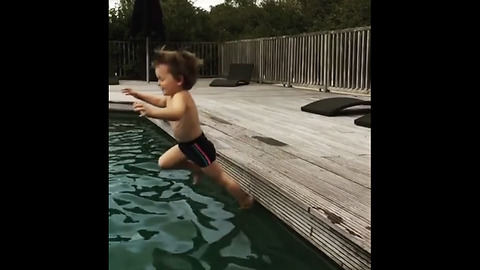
[324, 33, 331, 92]
[287, 37, 293, 87]
[218, 42, 223, 77]
[259, 39, 263, 84]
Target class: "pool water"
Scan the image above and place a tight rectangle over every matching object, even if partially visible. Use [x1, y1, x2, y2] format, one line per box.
[109, 112, 341, 270]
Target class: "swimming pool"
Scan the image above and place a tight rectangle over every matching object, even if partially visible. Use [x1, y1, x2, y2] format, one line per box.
[109, 111, 341, 270]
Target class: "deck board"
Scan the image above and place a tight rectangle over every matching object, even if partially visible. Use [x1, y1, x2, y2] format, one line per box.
[204, 130, 371, 242]
[109, 80, 371, 270]
[198, 110, 371, 188]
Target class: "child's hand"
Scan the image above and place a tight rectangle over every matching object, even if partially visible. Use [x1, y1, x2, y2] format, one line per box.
[133, 101, 150, 117]
[122, 88, 137, 97]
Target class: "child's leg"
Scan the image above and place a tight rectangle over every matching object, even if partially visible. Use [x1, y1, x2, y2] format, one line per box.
[201, 160, 254, 209]
[158, 145, 203, 184]
[177, 160, 204, 184]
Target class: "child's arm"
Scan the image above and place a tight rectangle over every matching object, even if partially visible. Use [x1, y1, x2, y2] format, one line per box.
[133, 93, 187, 121]
[122, 88, 167, 107]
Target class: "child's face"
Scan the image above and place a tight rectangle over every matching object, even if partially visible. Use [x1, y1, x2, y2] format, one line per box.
[155, 64, 182, 96]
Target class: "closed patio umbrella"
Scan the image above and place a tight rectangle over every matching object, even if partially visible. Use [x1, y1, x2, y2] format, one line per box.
[130, 0, 166, 82]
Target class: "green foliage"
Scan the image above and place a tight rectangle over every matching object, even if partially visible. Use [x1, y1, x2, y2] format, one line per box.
[109, 0, 370, 42]
[109, 0, 135, 40]
[108, 0, 370, 80]
[326, 0, 371, 29]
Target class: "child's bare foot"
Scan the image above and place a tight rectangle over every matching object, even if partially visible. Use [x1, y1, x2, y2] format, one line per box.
[239, 195, 255, 209]
[192, 172, 201, 185]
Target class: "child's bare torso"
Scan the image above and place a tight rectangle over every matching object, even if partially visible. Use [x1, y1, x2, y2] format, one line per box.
[166, 92, 203, 142]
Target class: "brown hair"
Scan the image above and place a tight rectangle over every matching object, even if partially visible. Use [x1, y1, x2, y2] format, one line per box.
[152, 46, 204, 90]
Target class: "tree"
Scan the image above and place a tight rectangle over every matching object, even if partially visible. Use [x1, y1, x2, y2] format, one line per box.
[109, 0, 135, 40]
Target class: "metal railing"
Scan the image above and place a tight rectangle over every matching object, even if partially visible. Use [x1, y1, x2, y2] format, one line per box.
[109, 41, 221, 79]
[109, 26, 371, 94]
[109, 41, 140, 77]
[221, 26, 371, 94]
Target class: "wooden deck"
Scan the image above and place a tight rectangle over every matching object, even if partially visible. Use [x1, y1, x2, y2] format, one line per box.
[109, 79, 371, 270]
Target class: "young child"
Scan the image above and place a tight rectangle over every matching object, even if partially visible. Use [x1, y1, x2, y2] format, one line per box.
[122, 47, 254, 209]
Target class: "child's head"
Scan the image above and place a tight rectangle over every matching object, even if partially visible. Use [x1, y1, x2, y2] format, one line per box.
[152, 47, 203, 95]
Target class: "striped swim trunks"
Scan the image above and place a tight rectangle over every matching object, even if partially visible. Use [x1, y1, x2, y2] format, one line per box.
[178, 132, 216, 168]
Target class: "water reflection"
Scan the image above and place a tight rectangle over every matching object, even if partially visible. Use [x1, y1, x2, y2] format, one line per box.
[109, 113, 340, 270]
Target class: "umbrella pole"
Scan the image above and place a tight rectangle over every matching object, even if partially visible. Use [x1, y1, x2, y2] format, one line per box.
[146, 36, 149, 83]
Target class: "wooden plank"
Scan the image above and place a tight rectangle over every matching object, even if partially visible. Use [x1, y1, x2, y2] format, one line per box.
[108, 103, 132, 111]
[199, 112, 371, 190]
[197, 105, 370, 156]
[279, 158, 370, 211]
[197, 104, 371, 188]
[217, 155, 371, 270]
[197, 99, 370, 155]
[198, 119, 372, 246]
[201, 120, 298, 159]
[204, 122, 371, 213]
[217, 147, 370, 251]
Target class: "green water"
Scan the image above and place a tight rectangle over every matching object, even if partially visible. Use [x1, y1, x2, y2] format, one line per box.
[109, 112, 341, 270]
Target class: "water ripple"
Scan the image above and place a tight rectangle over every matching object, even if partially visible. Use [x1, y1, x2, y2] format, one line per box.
[109, 113, 341, 270]
[109, 115, 240, 269]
